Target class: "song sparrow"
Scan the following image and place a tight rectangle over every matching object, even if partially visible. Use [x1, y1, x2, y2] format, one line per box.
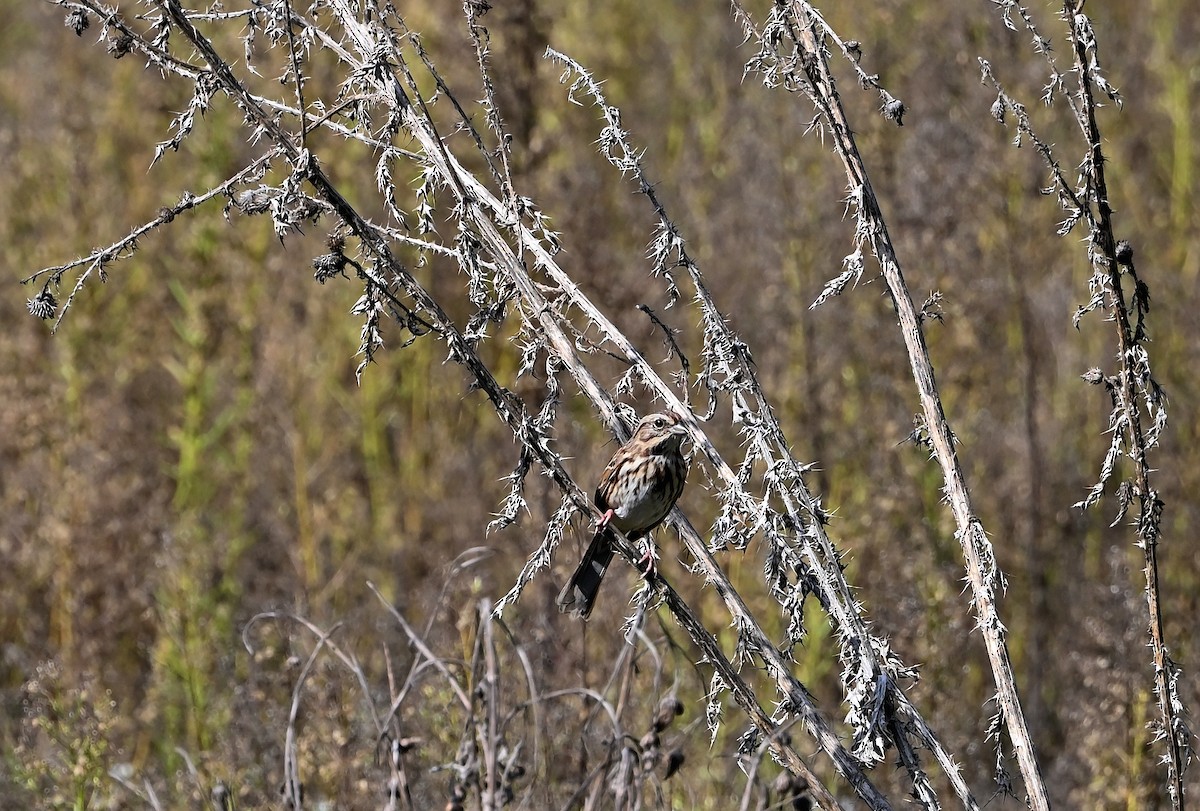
[557, 412, 690, 619]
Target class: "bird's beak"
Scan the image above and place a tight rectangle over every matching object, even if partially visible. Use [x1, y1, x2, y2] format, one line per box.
[670, 423, 689, 437]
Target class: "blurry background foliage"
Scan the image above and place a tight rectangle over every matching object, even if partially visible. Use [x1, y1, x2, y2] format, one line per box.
[1, 0, 1198, 808]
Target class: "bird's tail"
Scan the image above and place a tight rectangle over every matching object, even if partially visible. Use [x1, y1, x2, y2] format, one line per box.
[556, 530, 615, 619]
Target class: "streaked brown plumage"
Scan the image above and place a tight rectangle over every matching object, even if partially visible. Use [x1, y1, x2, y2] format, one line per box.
[557, 412, 689, 619]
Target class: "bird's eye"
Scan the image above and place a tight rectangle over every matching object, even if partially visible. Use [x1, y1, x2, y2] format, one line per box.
[654, 417, 667, 429]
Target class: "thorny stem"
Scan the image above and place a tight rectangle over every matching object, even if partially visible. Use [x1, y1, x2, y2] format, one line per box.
[23, 152, 277, 329]
[1063, 3, 1189, 804]
[34, 0, 989, 806]
[327, 2, 902, 805]
[984, 0, 1191, 802]
[462, 178, 880, 808]
[280, 0, 308, 151]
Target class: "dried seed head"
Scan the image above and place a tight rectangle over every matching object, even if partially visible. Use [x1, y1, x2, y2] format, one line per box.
[107, 33, 133, 59]
[27, 289, 57, 320]
[65, 9, 90, 36]
[990, 97, 1006, 124]
[1115, 240, 1133, 265]
[237, 187, 274, 215]
[882, 98, 906, 126]
[292, 196, 326, 223]
[312, 253, 348, 284]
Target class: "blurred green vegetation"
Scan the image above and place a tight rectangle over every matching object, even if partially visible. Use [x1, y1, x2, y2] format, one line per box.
[2, 0, 1199, 808]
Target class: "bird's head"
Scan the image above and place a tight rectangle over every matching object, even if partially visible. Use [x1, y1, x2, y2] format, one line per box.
[632, 411, 689, 453]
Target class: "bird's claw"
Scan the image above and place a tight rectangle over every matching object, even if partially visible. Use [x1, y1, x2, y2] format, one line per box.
[637, 546, 659, 581]
[597, 508, 615, 532]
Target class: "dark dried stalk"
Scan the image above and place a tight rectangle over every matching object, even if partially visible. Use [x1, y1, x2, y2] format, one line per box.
[980, 1, 1191, 804]
[1063, 10, 1189, 804]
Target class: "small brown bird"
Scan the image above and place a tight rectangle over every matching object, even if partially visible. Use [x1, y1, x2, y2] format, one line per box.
[557, 412, 690, 619]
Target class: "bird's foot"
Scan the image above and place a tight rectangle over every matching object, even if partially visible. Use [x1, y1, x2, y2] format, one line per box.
[637, 544, 659, 581]
[597, 508, 615, 532]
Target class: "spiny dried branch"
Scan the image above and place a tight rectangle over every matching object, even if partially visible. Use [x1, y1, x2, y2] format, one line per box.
[981, 1, 1191, 806]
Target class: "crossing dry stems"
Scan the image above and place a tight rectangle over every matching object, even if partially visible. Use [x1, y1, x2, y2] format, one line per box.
[22, 0, 1191, 807]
